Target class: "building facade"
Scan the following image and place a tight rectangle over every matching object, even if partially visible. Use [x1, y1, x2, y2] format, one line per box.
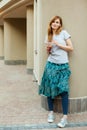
[0, 0, 87, 113]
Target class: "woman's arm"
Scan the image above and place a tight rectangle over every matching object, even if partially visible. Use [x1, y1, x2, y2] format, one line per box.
[53, 38, 73, 52]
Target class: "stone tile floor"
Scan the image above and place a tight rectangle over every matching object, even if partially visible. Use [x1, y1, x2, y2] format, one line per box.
[0, 60, 87, 130]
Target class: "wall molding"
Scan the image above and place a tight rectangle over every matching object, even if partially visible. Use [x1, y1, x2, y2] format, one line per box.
[0, 56, 4, 60]
[41, 96, 87, 113]
[27, 68, 33, 74]
[4, 60, 27, 65]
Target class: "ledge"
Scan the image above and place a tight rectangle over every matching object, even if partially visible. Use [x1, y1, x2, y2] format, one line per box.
[0, 56, 4, 60]
[27, 68, 33, 74]
[41, 96, 87, 113]
[4, 60, 27, 65]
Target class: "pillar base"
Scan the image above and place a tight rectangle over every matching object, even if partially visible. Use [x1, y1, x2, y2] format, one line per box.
[41, 96, 87, 113]
[0, 56, 4, 60]
[27, 68, 33, 74]
[4, 60, 27, 65]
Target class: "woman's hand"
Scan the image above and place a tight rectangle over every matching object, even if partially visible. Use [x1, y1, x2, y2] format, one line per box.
[52, 39, 73, 52]
[46, 42, 53, 54]
[52, 40, 59, 46]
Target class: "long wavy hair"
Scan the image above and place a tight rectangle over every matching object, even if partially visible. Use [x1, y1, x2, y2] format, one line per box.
[48, 16, 63, 42]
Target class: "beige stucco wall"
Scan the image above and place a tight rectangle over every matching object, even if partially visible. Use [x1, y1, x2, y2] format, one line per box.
[34, 0, 87, 98]
[4, 18, 26, 62]
[0, 26, 4, 58]
[0, 0, 86, 112]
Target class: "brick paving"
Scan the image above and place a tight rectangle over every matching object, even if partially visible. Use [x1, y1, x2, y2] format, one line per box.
[0, 60, 87, 130]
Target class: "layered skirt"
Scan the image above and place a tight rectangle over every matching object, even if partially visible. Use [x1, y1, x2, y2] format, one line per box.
[39, 61, 71, 99]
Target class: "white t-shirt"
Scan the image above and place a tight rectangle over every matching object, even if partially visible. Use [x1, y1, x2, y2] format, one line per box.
[45, 30, 71, 64]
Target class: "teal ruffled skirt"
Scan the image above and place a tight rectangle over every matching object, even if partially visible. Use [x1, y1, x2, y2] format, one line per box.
[39, 61, 71, 99]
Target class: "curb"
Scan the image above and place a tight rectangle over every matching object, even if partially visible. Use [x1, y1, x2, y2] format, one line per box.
[0, 122, 87, 129]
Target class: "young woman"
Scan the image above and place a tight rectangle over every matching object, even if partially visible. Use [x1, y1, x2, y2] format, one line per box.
[39, 16, 73, 128]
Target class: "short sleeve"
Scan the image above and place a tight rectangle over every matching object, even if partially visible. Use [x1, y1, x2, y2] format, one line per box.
[63, 30, 71, 40]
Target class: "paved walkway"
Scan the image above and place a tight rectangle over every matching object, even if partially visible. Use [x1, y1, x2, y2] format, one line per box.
[0, 60, 87, 130]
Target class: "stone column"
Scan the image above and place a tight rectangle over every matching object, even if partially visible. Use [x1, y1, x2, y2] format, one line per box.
[4, 18, 26, 65]
[33, 0, 44, 84]
[0, 26, 4, 59]
[26, 5, 34, 74]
